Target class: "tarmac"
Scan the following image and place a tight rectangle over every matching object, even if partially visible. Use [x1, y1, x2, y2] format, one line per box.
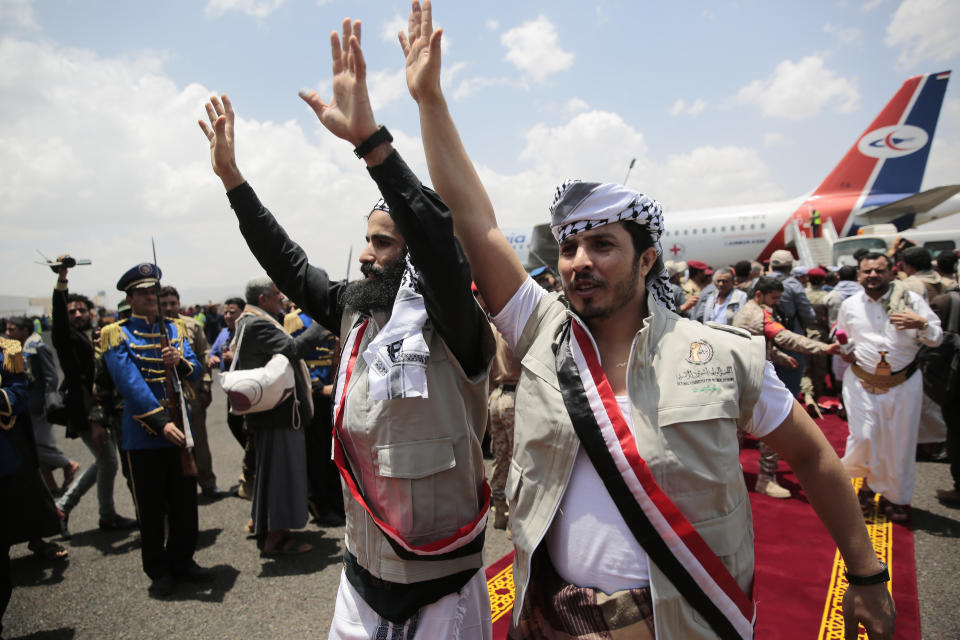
[3, 384, 957, 639]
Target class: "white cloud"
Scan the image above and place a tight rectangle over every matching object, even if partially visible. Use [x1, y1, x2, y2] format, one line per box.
[565, 98, 590, 115]
[366, 67, 406, 112]
[0, 0, 38, 29]
[763, 132, 790, 148]
[860, 0, 886, 11]
[655, 147, 785, 209]
[486, 19, 500, 31]
[452, 75, 516, 101]
[669, 98, 707, 117]
[381, 14, 407, 42]
[501, 15, 573, 83]
[204, 0, 285, 18]
[922, 97, 960, 190]
[886, 0, 960, 67]
[470, 109, 784, 227]
[0, 38, 426, 299]
[823, 23, 862, 45]
[737, 56, 859, 119]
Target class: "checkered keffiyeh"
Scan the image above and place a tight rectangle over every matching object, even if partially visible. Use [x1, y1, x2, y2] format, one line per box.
[549, 179, 675, 312]
[362, 254, 430, 400]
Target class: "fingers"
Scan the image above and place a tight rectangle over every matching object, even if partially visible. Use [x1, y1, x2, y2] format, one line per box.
[330, 30, 343, 75]
[398, 31, 410, 57]
[410, 0, 422, 43]
[348, 35, 366, 82]
[422, 0, 433, 42]
[353, 19, 361, 46]
[298, 89, 327, 118]
[198, 119, 213, 139]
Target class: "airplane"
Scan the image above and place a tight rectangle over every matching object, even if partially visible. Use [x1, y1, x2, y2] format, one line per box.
[507, 70, 960, 271]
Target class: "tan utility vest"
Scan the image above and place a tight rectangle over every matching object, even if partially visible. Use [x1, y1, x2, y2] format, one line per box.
[508, 292, 765, 638]
[338, 309, 493, 583]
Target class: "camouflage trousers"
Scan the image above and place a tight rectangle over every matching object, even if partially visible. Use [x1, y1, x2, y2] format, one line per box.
[738, 429, 780, 475]
[488, 386, 516, 502]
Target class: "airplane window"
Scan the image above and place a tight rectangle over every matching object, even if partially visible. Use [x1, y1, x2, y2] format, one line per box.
[712, 227, 716, 233]
[741, 225, 745, 230]
[693, 229, 697, 234]
[702, 228, 707, 233]
[761, 223, 765, 229]
[750, 224, 755, 230]
[684, 229, 688, 235]
[721, 226, 726, 232]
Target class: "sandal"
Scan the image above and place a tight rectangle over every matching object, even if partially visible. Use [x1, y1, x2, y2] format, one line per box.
[261, 533, 312, 557]
[27, 539, 69, 560]
[857, 488, 876, 514]
[879, 498, 909, 523]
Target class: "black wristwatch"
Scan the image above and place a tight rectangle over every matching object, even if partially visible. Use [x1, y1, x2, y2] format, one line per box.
[353, 125, 393, 159]
[845, 561, 889, 586]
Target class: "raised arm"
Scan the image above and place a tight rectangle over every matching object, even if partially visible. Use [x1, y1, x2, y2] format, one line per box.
[400, 0, 527, 315]
[198, 94, 345, 332]
[299, 15, 487, 374]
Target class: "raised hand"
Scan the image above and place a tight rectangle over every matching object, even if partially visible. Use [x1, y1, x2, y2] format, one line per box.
[299, 18, 378, 148]
[198, 94, 245, 191]
[399, 0, 443, 104]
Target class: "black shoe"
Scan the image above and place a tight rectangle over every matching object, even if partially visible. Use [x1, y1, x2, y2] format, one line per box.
[99, 515, 138, 531]
[315, 511, 346, 527]
[148, 574, 175, 597]
[200, 485, 226, 499]
[174, 561, 216, 584]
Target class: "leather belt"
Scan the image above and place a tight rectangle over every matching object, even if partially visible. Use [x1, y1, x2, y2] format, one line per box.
[851, 360, 917, 395]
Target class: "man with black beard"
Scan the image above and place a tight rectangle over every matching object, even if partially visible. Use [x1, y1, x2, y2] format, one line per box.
[198, 20, 494, 632]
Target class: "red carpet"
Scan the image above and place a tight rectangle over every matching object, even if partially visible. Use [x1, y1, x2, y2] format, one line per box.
[487, 411, 921, 639]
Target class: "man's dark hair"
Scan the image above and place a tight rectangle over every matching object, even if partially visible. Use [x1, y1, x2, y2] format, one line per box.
[734, 260, 752, 279]
[838, 265, 858, 281]
[852, 248, 871, 263]
[66, 293, 94, 311]
[857, 252, 891, 268]
[754, 276, 784, 296]
[937, 251, 958, 275]
[622, 222, 667, 288]
[808, 272, 826, 286]
[224, 297, 246, 309]
[900, 246, 932, 271]
[158, 285, 180, 300]
[7, 316, 33, 332]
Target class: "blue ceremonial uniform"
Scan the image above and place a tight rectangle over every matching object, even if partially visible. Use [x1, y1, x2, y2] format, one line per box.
[100, 261, 211, 590]
[101, 315, 202, 451]
[284, 310, 336, 387]
[0, 338, 29, 433]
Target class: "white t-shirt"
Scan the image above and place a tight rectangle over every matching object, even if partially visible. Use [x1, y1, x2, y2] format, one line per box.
[493, 277, 795, 594]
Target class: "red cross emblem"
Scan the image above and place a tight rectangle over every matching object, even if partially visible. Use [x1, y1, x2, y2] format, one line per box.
[670, 243, 682, 256]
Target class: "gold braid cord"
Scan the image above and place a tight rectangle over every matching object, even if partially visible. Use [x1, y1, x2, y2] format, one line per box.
[0, 337, 25, 374]
[818, 478, 894, 640]
[487, 563, 516, 624]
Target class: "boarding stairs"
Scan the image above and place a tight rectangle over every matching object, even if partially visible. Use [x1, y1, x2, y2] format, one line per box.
[786, 218, 838, 267]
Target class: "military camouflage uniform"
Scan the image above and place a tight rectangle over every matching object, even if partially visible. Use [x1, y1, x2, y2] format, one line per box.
[177, 314, 215, 491]
[802, 285, 831, 400]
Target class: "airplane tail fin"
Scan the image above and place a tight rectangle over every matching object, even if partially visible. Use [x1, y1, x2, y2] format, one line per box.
[803, 70, 950, 235]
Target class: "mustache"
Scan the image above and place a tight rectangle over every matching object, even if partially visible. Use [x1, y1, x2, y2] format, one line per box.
[571, 272, 604, 286]
[360, 263, 383, 278]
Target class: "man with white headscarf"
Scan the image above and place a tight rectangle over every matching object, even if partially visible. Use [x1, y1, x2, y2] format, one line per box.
[400, 2, 895, 638]
[200, 15, 494, 638]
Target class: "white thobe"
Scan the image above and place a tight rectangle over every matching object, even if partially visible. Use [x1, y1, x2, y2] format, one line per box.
[837, 288, 942, 504]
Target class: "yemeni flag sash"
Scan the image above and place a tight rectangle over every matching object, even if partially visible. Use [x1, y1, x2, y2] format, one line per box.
[556, 318, 755, 639]
[331, 318, 490, 560]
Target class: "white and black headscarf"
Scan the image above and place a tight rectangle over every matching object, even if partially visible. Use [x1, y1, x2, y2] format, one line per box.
[362, 198, 431, 400]
[549, 179, 675, 311]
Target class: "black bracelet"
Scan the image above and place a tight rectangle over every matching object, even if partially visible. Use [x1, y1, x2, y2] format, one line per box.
[845, 561, 889, 586]
[353, 125, 393, 159]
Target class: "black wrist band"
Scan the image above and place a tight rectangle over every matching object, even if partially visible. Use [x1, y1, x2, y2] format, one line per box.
[353, 125, 393, 159]
[845, 561, 889, 586]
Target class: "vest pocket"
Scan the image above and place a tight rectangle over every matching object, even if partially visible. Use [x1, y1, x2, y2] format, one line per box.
[374, 437, 456, 479]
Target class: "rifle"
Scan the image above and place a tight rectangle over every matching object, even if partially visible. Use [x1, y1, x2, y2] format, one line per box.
[152, 238, 198, 477]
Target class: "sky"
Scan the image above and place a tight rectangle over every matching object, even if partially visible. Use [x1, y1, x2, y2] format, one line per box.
[2, 0, 959, 305]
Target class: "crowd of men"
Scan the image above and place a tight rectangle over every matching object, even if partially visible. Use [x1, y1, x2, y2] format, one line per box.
[4, 2, 960, 638]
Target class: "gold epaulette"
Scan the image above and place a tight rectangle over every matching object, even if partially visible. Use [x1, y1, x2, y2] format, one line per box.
[284, 309, 305, 335]
[99, 321, 129, 351]
[0, 337, 24, 373]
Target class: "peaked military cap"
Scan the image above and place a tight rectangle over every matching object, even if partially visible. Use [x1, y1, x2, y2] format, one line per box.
[117, 263, 162, 292]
